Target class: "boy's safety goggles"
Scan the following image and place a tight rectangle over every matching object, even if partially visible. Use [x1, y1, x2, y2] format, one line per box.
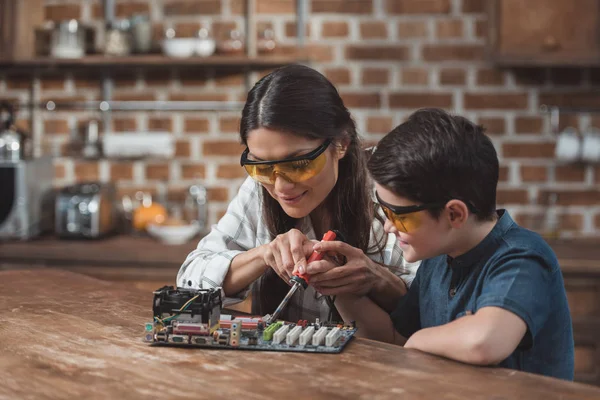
[240, 140, 330, 185]
[375, 191, 443, 233]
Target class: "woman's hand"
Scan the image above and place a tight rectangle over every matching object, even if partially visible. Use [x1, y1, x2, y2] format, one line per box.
[261, 228, 317, 284]
[303, 240, 383, 296]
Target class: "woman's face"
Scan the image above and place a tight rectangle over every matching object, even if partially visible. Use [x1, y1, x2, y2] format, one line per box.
[245, 128, 345, 219]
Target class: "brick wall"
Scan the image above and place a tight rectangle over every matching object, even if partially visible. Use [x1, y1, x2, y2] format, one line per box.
[2, 0, 600, 237]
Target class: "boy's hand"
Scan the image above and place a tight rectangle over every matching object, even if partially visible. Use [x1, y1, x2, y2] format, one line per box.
[303, 240, 382, 296]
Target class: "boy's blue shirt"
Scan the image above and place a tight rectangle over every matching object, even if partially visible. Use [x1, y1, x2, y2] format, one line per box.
[390, 210, 574, 380]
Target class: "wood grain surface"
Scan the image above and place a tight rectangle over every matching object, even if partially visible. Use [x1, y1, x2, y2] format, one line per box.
[1, 269, 600, 400]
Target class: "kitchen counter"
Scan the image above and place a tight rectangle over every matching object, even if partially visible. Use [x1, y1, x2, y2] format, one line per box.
[1, 236, 600, 274]
[2, 269, 600, 400]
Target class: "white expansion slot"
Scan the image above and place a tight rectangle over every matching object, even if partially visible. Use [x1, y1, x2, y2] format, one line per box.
[286, 325, 303, 345]
[325, 327, 341, 347]
[312, 326, 328, 346]
[272, 324, 290, 344]
[299, 326, 315, 346]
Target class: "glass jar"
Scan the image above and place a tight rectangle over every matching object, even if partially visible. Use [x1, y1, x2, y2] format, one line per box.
[105, 19, 132, 56]
[258, 28, 276, 54]
[50, 19, 85, 59]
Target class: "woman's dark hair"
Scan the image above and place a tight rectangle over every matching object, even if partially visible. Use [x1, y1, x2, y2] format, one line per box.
[240, 64, 382, 317]
[368, 108, 499, 221]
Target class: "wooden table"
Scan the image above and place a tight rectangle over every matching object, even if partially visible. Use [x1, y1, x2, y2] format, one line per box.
[1, 270, 600, 400]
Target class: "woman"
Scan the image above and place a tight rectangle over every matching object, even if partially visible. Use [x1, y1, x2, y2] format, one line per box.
[177, 65, 418, 322]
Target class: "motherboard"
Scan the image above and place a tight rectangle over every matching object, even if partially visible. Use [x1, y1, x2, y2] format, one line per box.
[144, 286, 357, 354]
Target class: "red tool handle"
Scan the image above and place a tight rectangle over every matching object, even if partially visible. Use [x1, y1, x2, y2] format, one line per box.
[293, 230, 337, 283]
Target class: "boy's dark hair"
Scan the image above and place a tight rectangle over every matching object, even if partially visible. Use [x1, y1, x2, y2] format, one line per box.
[368, 108, 498, 221]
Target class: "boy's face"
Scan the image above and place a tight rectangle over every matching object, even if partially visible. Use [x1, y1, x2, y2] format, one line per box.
[375, 183, 451, 263]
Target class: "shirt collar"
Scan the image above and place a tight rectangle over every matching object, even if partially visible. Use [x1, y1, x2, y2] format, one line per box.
[446, 210, 514, 269]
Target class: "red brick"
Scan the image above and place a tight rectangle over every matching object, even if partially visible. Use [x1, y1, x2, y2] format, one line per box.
[362, 68, 390, 85]
[113, 93, 155, 101]
[164, 1, 221, 15]
[539, 190, 600, 206]
[496, 189, 529, 205]
[213, 22, 239, 39]
[148, 118, 173, 132]
[555, 165, 586, 182]
[499, 165, 509, 182]
[476, 68, 504, 85]
[181, 164, 207, 179]
[40, 95, 86, 104]
[45, 5, 80, 21]
[515, 117, 543, 134]
[312, 0, 373, 14]
[257, 0, 295, 13]
[219, 117, 241, 133]
[73, 76, 100, 89]
[14, 119, 30, 133]
[340, 93, 381, 109]
[112, 73, 138, 88]
[5, 75, 30, 89]
[462, 0, 485, 13]
[217, 164, 247, 179]
[41, 76, 66, 90]
[93, 2, 150, 18]
[389, 93, 453, 109]
[204, 141, 245, 156]
[439, 68, 466, 85]
[44, 119, 69, 135]
[436, 19, 463, 38]
[117, 186, 157, 199]
[422, 45, 485, 61]
[513, 68, 546, 85]
[478, 117, 506, 135]
[184, 118, 210, 133]
[215, 72, 245, 87]
[324, 68, 351, 85]
[208, 187, 230, 202]
[346, 46, 410, 61]
[558, 214, 584, 231]
[360, 22, 388, 39]
[386, 0, 450, 14]
[397, 21, 429, 38]
[464, 93, 528, 110]
[169, 93, 228, 102]
[175, 140, 191, 157]
[520, 166, 547, 182]
[146, 164, 170, 180]
[178, 70, 210, 87]
[557, 114, 580, 132]
[54, 163, 66, 179]
[74, 162, 99, 182]
[173, 22, 202, 38]
[401, 68, 429, 85]
[539, 92, 600, 109]
[110, 163, 134, 180]
[113, 118, 137, 132]
[322, 21, 349, 38]
[549, 68, 583, 86]
[273, 44, 334, 62]
[475, 19, 487, 38]
[503, 143, 555, 158]
[595, 214, 600, 229]
[367, 116, 393, 134]
[285, 22, 312, 38]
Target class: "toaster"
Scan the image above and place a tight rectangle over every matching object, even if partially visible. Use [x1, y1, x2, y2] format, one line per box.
[55, 182, 117, 239]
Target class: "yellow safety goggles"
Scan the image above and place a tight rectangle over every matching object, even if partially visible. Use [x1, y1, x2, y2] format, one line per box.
[240, 140, 330, 185]
[375, 191, 443, 233]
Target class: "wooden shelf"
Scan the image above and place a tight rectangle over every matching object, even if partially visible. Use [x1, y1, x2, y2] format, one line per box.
[0, 53, 308, 72]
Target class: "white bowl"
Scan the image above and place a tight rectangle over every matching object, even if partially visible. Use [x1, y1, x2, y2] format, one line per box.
[162, 38, 196, 58]
[147, 222, 201, 245]
[195, 38, 216, 57]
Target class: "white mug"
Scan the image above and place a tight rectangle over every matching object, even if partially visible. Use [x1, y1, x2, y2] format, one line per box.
[555, 127, 581, 163]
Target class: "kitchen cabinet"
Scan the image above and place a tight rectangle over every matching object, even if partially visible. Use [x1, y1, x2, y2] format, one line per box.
[0, 0, 44, 61]
[487, 0, 600, 66]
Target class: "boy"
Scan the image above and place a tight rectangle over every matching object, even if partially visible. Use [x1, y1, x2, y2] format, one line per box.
[316, 108, 574, 380]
